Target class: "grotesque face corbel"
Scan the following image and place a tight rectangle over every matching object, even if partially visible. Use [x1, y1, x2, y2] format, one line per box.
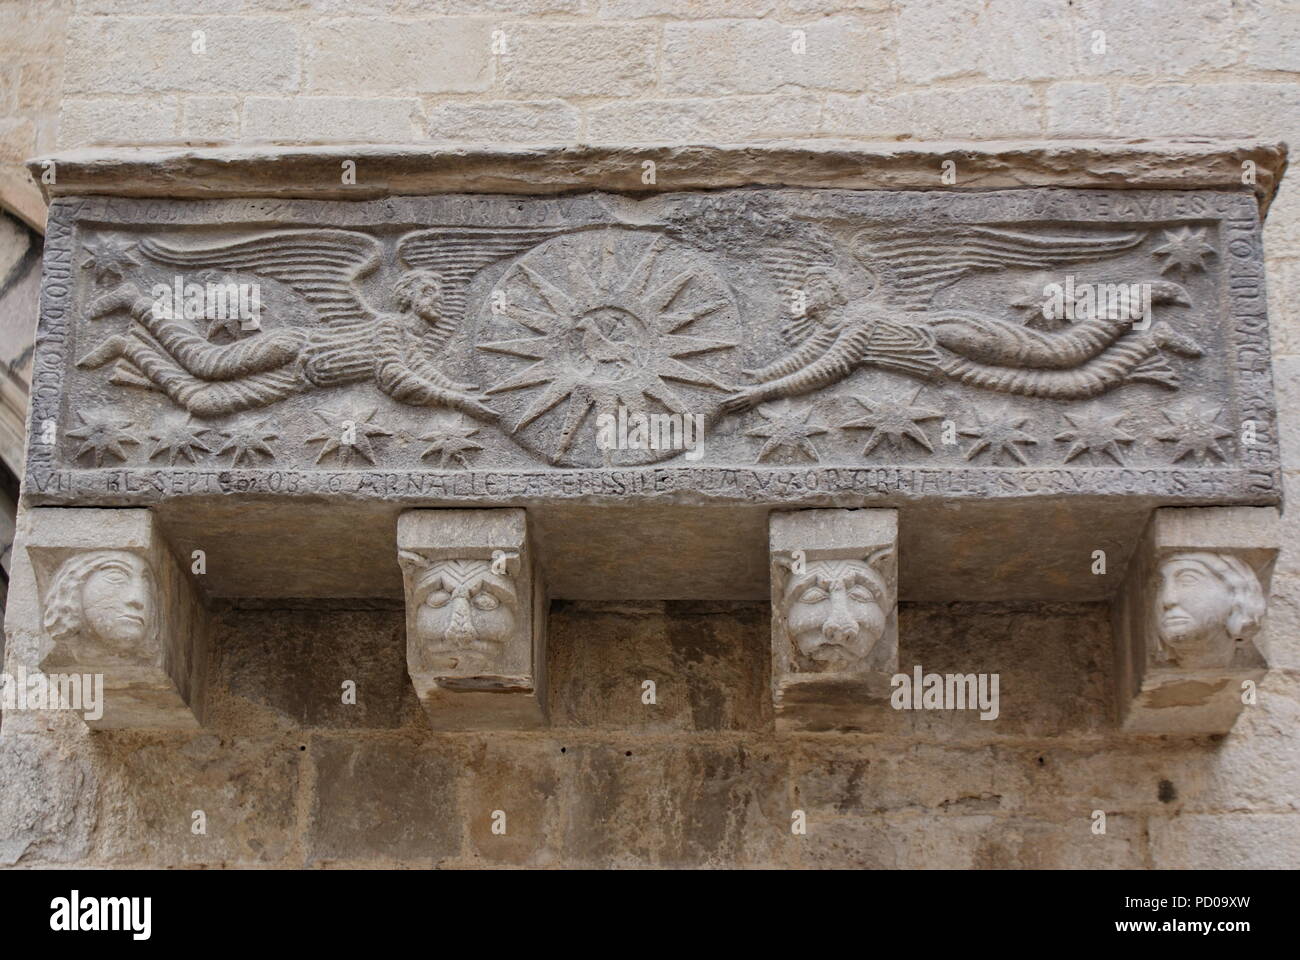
[777, 546, 895, 674]
[398, 551, 520, 674]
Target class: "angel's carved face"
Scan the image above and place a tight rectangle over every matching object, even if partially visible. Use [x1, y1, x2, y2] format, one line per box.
[805, 270, 847, 316]
[395, 271, 445, 324]
[781, 558, 890, 672]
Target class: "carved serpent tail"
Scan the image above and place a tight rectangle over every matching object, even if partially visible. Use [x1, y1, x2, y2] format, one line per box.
[939, 336, 1161, 398]
[929, 310, 1131, 370]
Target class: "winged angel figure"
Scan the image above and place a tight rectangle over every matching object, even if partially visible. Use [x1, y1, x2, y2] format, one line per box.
[77, 227, 567, 420]
[723, 225, 1201, 413]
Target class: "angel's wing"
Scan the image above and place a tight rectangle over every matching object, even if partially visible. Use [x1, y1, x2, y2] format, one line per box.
[140, 230, 383, 384]
[850, 226, 1146, 312]
[397, 227, 568, 346]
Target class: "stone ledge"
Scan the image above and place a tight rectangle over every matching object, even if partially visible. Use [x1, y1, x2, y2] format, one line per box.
[0, 165, 46, 233]
[26, 138, 1288, 215]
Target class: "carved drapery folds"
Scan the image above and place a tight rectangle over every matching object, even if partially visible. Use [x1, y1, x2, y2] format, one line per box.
[397, 508, 546, 730]
[1113, 507, 1277, 734]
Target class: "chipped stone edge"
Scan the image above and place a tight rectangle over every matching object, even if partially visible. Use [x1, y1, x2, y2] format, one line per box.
[25, 138, 1289, 217]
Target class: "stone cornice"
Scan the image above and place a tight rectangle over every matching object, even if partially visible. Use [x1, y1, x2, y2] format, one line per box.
[0, 165, 46, 233]
[27, 138, 1288, 215]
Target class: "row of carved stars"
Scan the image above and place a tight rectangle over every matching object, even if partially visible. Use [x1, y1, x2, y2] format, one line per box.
[63, 405, 482, 469]
[745, 395, 1237, 466]
[63, 396, 1238, 469]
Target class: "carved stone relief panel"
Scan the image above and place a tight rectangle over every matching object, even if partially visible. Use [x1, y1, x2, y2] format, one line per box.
[28, 189, 1278, 494]
[20, 187, 1280, 603]
[6, 507, 208, 729]
[1113, 506, 1276, 734]
[769, 508, 898, 731]
[396, 508, 545, 730]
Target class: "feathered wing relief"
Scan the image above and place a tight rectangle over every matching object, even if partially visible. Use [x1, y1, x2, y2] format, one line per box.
[63, 200, 1224, 471]
[76, 228, 568, 421]
[724, 225, 1202, 413]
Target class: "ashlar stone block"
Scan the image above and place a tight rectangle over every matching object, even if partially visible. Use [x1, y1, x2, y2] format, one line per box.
[769, 508, 898, 731]
[1114, 506, 1278, 735]
[397, 508, 546, 730]
[8, 507, 208, 729]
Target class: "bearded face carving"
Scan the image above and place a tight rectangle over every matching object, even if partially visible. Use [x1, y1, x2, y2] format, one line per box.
[779, 549, 894, 673]
[1154, 551, 1266, 669]
[400, 552, 519, 674]
[42, 549, 159, 659]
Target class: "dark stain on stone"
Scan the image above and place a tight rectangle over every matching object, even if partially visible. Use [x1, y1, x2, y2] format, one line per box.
[1158, 779, 1177, 803]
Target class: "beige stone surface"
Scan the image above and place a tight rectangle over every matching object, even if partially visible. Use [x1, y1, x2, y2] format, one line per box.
[27, 140, 1288, 212]
[6, 507, 209, 730]
[1113, 507, 1279, 735]
[3, 599, 1293, 868]
[1, 0, 1298, 871]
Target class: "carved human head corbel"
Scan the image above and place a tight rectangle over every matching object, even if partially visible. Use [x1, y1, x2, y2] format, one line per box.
[1153, 551, 1266, 669]
[42, 548, 160, 660]
[776, 546, 895, 673]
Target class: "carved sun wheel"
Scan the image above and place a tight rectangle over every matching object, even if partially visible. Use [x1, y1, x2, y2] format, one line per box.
[474, 228, 740, 466]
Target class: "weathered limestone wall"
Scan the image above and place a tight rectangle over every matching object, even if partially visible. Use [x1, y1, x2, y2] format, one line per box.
[1, 0, 1297, 868]
[3, 597, 1296, 867]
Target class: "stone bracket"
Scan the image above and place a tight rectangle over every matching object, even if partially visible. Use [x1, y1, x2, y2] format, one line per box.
[1113, 506, 1278, 735]
[5, 506, 208, 730]
[769, 508, 898, 732]
[397, 508, 547, 730]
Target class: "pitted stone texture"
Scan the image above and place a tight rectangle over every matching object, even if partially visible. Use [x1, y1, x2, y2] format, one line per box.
[27, 141, 1287, 209]
[553, 742, 793, 868]
[4, 600, 1297, 868]
[213, 605, 416, 731]
[0, 732, 97, 866]
[397, 509, 546, 729]
[64, 16, 299, 96]
[547, 600, 770, 731]
[307, 736, 462, 866]
[304, 19, 492, 95]
[902, 601, 1114, 740]
[1149, 813, 1300, 869]
[7, 507, 209, 729]
[770, 509, 898, 731]
[88, 732, 298, 866]
[499, 23, 657, 98]
[796, 812, 1146, 869]
[457, 737, 560, 867]
[1114, 507, 1278, 734]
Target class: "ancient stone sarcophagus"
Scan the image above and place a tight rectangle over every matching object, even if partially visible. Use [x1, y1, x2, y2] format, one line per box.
[15, 141, 1286, 733]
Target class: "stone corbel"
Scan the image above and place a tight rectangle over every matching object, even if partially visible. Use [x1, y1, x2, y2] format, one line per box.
[397, 508, 546, 730]
[7, 507, 208, 729]
[1114, 507, 1278, 734]
[769, 508, 898, 731]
